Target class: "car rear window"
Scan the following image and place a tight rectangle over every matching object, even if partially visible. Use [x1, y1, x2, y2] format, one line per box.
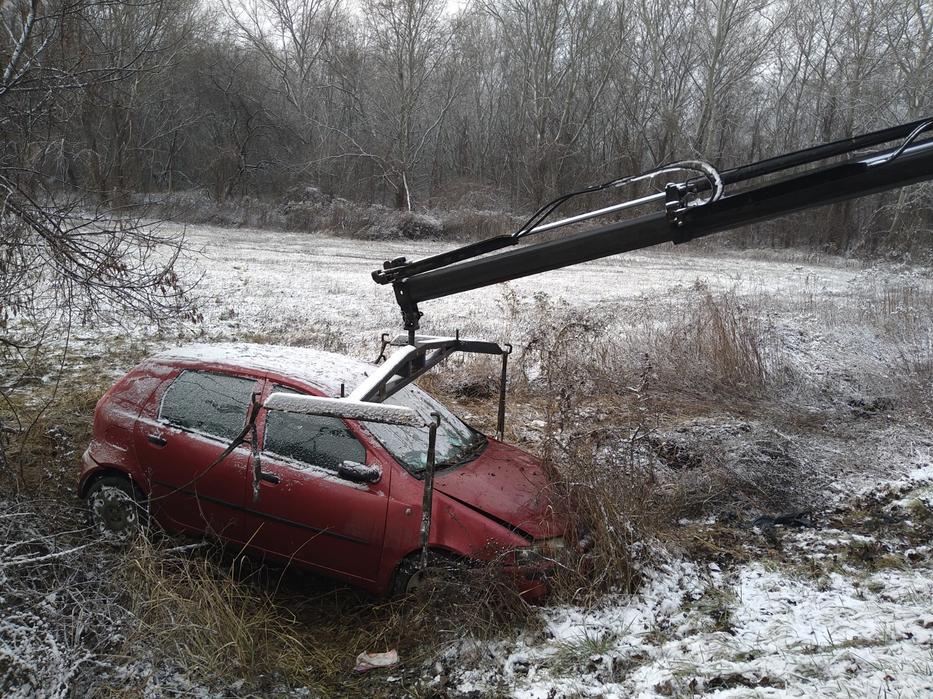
[263, 387, 366, 471]
[159, 370, 257, 441]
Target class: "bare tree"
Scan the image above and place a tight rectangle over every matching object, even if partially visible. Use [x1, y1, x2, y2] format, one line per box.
[0, 0, 195, 466]
[690, 0, 778, 159]
[222, 0, 341, 118]
[879, 0, 933, 243]
[325, 0, 458, 209]
[1, 0, 928, 254]
[480, 0, 624, 200]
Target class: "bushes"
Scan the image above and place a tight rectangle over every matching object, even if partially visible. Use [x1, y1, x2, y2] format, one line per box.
[441, 208, 522, 240]
[413, 283, 794, 600]
[132, 188, 523, 241]
[361, 209, 443, 240]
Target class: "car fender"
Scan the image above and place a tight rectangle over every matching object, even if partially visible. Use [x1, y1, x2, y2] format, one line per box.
[78, 447, 145, 498]
[376, 489, 531, 593]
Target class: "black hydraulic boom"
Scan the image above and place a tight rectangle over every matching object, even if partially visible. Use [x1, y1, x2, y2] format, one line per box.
[374, 118, 933, 335]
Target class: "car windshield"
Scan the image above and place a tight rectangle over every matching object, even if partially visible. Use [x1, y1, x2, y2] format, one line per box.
[363, 384, 486, 475]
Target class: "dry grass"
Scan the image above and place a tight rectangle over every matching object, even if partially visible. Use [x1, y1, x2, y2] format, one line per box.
[413, 285, 792, 596]
[789, 275, 933, 412]
[1, 338, 151, 496]
[1, 491, 538, 696]
[2, 336, 544, 693]
[656, 283, 769, 394]
[111, 538, 538, 694]
[120, 540, 324, 691]
[238, 319, 350, 355]
[440, 208, 523, 241]
[869, 282, 933, 402]
[543, 434, 665, 599]
[133, 188, 527, 243]
[422, 280, 924, 598]
[489, 282, 782, 414]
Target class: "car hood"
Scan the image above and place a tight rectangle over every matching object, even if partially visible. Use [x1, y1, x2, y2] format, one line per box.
[433, 439, 565, 540]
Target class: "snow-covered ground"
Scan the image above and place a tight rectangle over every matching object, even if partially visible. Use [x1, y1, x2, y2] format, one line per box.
[443, 453, 933, 698]
[3, 224, 932, 697]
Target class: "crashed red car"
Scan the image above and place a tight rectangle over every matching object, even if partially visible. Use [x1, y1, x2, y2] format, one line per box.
[79, 343, 566, 598]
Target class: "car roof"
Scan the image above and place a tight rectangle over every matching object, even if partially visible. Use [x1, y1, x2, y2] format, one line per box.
[153, 342, 373, 397]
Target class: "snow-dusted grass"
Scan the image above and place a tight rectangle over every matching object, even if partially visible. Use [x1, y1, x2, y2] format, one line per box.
[2, 224, 932, 696]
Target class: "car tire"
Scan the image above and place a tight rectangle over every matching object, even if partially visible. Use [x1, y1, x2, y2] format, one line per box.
[86, 475, 148, 543]
[392, 551, 464, 596]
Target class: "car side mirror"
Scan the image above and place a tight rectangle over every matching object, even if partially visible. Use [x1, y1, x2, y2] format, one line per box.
[337, 461, 382, 484]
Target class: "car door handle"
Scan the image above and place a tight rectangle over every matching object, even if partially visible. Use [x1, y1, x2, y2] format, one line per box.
[259, 472, 280, 485]
[147, 433, 167, 447]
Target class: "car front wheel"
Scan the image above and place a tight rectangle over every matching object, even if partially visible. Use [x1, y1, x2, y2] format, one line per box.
[392, 552, 465, 596]
[86, 475, 147, 543]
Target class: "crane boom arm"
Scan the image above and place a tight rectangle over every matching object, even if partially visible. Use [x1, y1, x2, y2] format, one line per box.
[374, 119, 933, 334]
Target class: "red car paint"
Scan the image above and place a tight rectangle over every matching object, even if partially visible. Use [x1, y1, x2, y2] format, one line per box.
[80, 343, 566, 598]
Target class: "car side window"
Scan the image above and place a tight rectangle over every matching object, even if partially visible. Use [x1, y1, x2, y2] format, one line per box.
[263, 387, 365, 471]
[159, 370, 257, 441]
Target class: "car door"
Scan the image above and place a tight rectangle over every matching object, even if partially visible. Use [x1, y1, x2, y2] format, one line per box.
[243, 385, 390, 583]
[135, 368, 260, 543]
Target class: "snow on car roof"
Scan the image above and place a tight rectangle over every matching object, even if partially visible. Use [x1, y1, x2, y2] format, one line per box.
[154, 342, 373, 396]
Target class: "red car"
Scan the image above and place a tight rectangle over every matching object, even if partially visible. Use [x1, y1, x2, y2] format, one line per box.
[80, 343, 566, 598]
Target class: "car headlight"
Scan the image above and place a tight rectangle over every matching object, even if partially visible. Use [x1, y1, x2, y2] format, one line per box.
[537, 536, 565, 554]
[514, 548, 542, 565]
[515, 537, 565, 565]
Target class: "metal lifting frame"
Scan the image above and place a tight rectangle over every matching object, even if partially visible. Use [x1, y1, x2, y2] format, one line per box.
[351, 332, 512, 438]
[373, 117, 933, 333]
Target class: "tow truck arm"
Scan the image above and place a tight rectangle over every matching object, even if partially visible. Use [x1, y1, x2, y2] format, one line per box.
[374, 118, 933, 337]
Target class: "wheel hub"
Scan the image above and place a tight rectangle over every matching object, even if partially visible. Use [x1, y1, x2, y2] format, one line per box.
[91, 487, 138, 537]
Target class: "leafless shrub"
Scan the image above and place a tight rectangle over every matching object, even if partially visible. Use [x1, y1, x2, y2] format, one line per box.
[449, 285, 824, 597]
[0, 498, 131, 698]
[315, 197, 381, 235]
[133, 190, 289, 229]
[421, 354, 502, 401]
[0, 497, 323, 696]
[897, 334, 933, 383]
[656, 425, 827, 516]
[894, 331, 933, 416]
[650, 282, 771, 397]
[792, 277, 933, 409]
[288, 199, 446, 240]
[544, 431, 668, 600]
[856, 280, 933, 338]
[362, 210, 444, 240]
[537, 416, 829, 603]
[118, 539, 537, 694]
[498, 283, 781, 409]
[138, 187, 531, 243]
[393, 554, 540, 635]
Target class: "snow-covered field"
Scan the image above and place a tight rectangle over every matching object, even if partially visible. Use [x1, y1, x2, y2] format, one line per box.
[3, 224, 932, 697]
[173, 224, 873, 346]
